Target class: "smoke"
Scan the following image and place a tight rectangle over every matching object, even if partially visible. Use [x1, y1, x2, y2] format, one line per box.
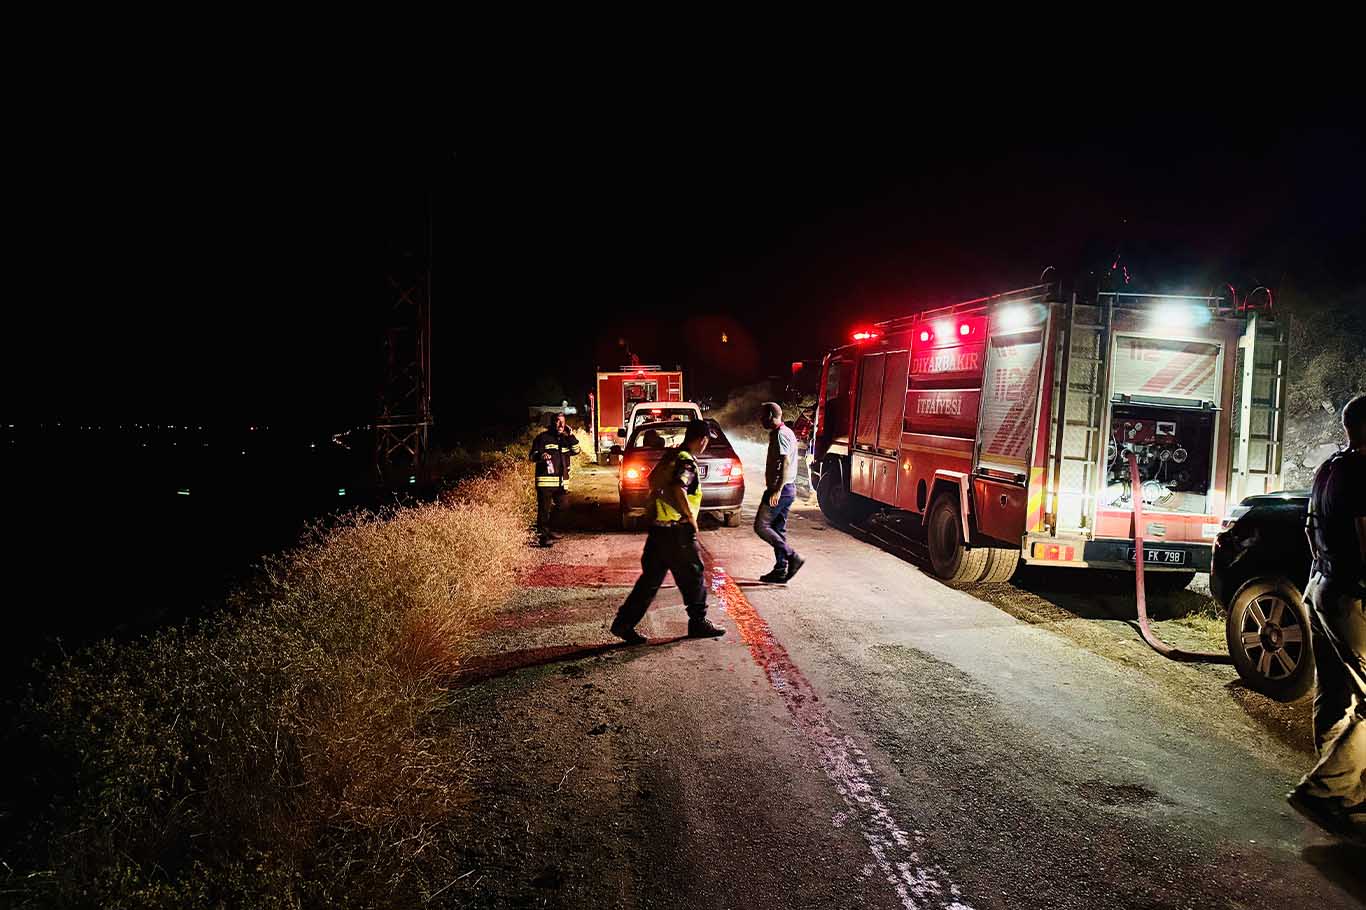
[708, 380, 781, 444]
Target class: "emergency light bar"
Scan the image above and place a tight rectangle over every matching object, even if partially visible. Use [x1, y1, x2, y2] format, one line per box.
[852, 330, 880, 341]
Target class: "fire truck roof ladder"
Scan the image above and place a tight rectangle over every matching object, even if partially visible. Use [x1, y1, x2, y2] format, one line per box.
[874, 283, 1056, 333]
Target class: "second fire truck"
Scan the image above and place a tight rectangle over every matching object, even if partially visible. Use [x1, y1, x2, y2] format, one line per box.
[810, 281, 1287, 588]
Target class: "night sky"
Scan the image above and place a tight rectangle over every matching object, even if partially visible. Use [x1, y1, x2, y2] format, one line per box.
[8, 124, 1363, 431]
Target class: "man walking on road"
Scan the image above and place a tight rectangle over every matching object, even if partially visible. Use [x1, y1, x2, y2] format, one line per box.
[1290, 393, 1366, 844]
[610, 420, 726, 643]
[755, 401, 804, 584]
[529, 412, 580, 547]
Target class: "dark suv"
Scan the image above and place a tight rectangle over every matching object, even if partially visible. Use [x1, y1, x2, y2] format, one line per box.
[1212, 491, 1313, 701]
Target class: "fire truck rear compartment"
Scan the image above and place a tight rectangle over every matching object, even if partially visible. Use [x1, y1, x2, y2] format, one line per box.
[1102, 403, 1216, 516]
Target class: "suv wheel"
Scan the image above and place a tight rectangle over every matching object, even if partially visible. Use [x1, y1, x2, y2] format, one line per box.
[1225, 577, 1314, 702]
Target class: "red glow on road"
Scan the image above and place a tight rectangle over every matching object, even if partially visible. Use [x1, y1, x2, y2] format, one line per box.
[701, 549, 974, 909]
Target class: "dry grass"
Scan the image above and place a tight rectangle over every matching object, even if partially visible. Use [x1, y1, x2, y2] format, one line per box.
[10, 442, 536, 908]
[572, 427, 596, 466]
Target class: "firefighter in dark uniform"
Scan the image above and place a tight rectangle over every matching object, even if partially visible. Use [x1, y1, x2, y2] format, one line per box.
[1289, 393, 1366, 844]
[610, 420, 725, 642]
[530, 412, 581, 547]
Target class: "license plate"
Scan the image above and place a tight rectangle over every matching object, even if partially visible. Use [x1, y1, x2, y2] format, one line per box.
[1126, 547, 1186, 565]
[697, 464, 708, 479]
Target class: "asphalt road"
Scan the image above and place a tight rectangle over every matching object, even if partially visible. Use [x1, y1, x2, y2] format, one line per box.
[444, 447, 1364, 909]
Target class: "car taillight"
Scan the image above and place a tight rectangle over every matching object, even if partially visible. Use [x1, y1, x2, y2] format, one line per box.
[622, 463, 649, 488]
[707, 460, 743, 483]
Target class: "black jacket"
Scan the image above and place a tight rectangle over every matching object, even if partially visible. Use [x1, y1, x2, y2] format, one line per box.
[530, 430, 581, 486]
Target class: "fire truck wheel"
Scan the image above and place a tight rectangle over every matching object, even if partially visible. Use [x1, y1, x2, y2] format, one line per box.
[817, 462, 875, 527]
[1225, 577, 1314, 702]
[927, 492, 989, 583]
[978, 547, 1020, 583]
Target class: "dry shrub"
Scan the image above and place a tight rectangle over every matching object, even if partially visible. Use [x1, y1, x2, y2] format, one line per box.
[13, 443, 535, 908]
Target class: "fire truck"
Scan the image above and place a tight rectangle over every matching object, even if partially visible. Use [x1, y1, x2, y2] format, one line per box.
[810, 282, 1287, 588]
[590, 364, 685, 464]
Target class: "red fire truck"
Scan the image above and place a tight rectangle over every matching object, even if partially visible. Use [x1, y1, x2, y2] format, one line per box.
[810, 283, 1287, 588]
[590, 364, 685, 464]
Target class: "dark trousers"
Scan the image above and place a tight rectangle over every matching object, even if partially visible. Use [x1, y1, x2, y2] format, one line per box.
[536, 486, 566, 537]
[1300, 572, 1366, 805]
[614, 525, 709, 627]
[754, 483, 797, 568]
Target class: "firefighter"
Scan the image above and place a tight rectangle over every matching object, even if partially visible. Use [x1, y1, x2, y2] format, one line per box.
[1290, 393, 1366, 844]
[610, 419, 725, 642]
[529, 412, 581, 547]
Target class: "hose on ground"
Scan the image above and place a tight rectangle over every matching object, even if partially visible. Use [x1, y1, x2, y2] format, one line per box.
[1125, 449, 1232, 664]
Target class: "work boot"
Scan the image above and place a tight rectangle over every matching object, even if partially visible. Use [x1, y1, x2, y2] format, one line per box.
[1287, 788, 1359, 842]
[784, 553, 806, 582]
[610, 620, 648, 645]
[759, 566, 788, 584]
[687, 617, 726, 638]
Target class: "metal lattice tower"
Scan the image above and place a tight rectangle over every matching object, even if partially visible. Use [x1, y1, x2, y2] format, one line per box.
[375, 208, 433, 484]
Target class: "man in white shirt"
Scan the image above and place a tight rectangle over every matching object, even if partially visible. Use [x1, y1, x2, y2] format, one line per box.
[755, 402, 805, 584]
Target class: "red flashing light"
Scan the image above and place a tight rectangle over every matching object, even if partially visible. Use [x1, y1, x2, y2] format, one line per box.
[918, 330, 931, 343]
[958, 323, 971, 336]
[852, 330, 880, 341]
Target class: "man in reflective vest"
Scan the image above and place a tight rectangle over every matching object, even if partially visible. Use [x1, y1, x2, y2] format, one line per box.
[610, 419, 725, 642]
[530, 412, 581, 547]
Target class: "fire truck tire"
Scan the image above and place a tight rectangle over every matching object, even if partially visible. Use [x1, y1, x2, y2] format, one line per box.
[978, 547, 1020, 583]
[817, 462, 876, 527]
[927, 492, 989, 583]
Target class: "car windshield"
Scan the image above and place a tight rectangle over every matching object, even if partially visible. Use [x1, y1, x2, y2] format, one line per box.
[626, 420, 730, 452]
[632, 408, 695, 428]
[627, 424, 688, 450]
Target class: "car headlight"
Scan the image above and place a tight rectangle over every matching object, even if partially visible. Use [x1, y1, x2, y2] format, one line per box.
[1220, 504, 1251, 530]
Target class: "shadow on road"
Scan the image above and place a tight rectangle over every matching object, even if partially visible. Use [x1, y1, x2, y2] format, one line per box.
[837, 508, 1212, 622]
[455, 637, 691, 687]
[823, 505, 1317, 752]
[1302, 843, 1366, 902]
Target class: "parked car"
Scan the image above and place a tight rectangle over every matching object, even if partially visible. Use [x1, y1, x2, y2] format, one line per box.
[617, 419, 745, 530]
[1211, 490, 1313, 701]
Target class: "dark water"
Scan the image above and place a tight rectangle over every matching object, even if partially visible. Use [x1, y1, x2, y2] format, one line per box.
[1, 425, 423, 688]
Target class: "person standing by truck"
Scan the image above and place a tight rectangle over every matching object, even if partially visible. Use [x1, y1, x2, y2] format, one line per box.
[755, 402, 805, 584]
[529, 412, 580, 547]
[1290, 393, 1366, 843]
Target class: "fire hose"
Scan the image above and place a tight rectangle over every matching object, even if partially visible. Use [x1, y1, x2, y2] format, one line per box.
[1124, 448, 1233, 664]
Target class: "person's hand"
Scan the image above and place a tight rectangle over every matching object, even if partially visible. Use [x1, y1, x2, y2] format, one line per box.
[768, 490, 780, 508]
